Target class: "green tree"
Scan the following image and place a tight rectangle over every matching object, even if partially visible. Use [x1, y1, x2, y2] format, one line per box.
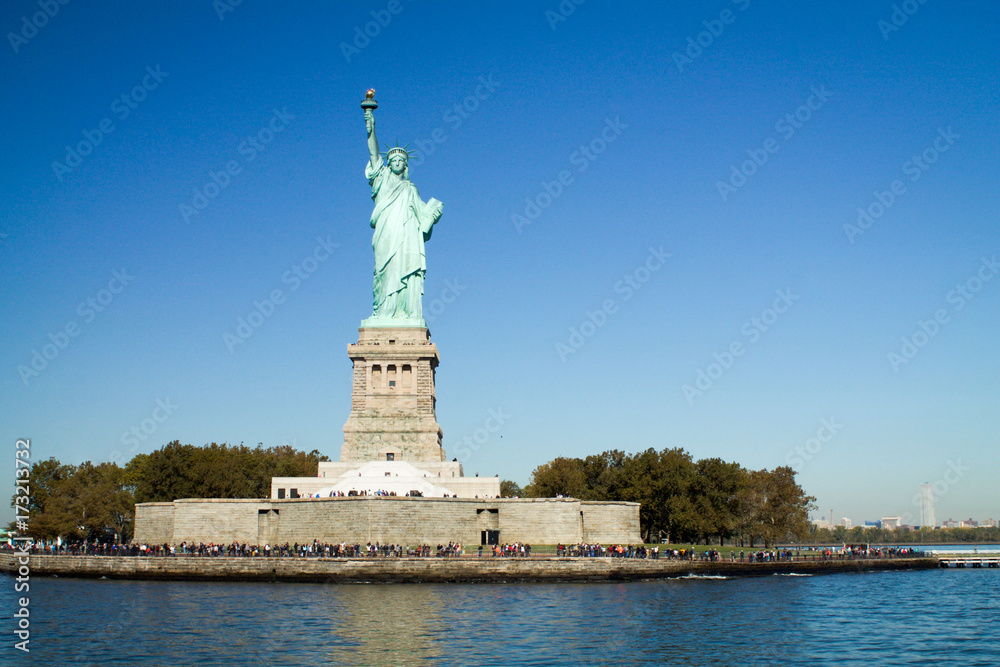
[618, 447, 697, 544]
[11, 458, 76, 540]
[522, 448, 816, 546]
[616, 448, 668, 542]
[500, 479, 523, 497]
[690, 458, 744, 545]
[733, 468, 766, 547]
[10, 442, 331, 543]
[580, 450, 626, 500]
[10, 459, 135, 542]
[756, 466, 816, 547]
[524, 457, 587, 498]
[127, 440, 328, 503]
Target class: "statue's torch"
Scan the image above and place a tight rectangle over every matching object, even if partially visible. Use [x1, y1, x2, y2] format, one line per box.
[361, 88, 378, 114]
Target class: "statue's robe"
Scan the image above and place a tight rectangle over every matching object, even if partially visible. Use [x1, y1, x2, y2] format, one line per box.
[366, 157, 441, 318]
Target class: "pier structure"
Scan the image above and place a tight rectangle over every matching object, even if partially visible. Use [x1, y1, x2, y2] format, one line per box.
[937, 557, 1000, 568]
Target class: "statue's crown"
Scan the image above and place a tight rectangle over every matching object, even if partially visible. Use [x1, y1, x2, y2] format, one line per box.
[383, 141, 413, 163]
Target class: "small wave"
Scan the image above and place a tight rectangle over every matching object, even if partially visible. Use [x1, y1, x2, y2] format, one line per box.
[774, 572, 812, 577]
[679, 574, 728, 580]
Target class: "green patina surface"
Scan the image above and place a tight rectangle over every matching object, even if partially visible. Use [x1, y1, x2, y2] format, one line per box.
[362, 93, 443, 327]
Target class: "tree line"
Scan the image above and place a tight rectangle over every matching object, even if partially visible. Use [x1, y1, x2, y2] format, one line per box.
[808, 524, 1000, 545]
[513, 448, 817, 547]
[11, 440, 992, 548]
[9, 441, 327, 543]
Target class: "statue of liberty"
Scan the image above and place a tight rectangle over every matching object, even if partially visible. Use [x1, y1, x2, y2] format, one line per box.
[361, 90, 443, 326]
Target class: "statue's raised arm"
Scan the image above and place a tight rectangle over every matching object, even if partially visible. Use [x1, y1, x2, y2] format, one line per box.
[364, 105, 379, 171]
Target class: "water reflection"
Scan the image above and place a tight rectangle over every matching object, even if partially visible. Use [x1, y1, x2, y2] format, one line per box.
[327, 584, 448, 663]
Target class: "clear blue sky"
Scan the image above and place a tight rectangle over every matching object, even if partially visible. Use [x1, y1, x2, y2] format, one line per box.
[2, 1, 998, 527]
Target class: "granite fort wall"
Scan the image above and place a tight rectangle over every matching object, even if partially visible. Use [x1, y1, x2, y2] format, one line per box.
[271, 497, 480, 544]
[581, 501, 642, 544]
[171, 500, 264, 544]
[134, 497, 641, 545]
[496, 499, 585, 544]
[132, 502, 175, 545]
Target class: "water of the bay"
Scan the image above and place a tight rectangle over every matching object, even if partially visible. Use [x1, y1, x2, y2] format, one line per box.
[3, 567, 998, 666]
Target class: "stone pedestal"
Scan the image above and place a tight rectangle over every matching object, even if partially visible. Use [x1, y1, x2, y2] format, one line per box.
[340, 327, 444, 462]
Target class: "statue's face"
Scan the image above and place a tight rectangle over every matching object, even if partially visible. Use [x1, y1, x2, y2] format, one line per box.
[389, 155, 406, 174]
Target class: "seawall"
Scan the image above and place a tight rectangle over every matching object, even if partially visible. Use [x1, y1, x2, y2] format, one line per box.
[0, 554, 938, 584]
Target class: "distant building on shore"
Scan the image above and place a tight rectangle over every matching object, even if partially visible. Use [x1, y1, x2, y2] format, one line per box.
[919, 482, 936, 528]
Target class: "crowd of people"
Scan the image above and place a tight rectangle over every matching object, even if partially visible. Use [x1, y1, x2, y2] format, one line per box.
[166, 540, 467, 558]
[300, 489, 400, 498]
[482, 542, 532, 557]
[557, 544, 663, 558]
[814, 545, 924, 560]
[2, 540, 464, 558]
[2, 541, 926, 560]
[297, 490, 492, 498]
